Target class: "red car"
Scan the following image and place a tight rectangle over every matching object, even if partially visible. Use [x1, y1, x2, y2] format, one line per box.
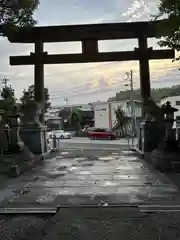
[88, 128, 116, 140]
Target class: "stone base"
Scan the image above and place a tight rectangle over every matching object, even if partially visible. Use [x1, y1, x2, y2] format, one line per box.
[150, 149, 180, 173]
[9, 165, 21, 177]
[0, 146, 37, 177]
[20, 125, 47, 155]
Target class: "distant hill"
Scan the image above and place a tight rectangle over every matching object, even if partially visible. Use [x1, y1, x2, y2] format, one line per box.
[109, 85, 180, 103]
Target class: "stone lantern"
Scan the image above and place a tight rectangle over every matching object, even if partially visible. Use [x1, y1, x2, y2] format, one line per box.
[0, 109, 9, 154]
[7, 111, 24, 153]
[162, 101, 178, 145]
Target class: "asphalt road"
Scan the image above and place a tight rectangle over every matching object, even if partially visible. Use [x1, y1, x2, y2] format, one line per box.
[49, 136, 138, 150]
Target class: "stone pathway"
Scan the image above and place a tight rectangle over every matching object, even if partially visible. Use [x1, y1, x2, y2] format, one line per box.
[0, 149, 179, 208]
[0, 149, 180, 239]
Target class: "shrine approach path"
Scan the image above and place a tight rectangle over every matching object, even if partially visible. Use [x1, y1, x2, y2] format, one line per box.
[0, 146, 179, 209]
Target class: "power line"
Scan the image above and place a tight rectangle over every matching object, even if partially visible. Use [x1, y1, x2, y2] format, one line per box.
[5, 64, 180, 81]
[48, 76, 180, 99]
[49, 78, 180, 102]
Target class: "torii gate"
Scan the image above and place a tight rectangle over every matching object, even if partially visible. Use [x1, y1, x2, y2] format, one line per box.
[8, 20, 174, 121]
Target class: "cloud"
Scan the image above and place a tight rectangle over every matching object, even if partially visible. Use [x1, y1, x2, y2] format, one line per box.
[0, 0, 177, 105]
[122, 0, 159, 21]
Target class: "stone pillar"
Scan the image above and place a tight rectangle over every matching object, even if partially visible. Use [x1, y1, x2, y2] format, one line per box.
[20, 100, 47, 155]
[26, 41, 48, 155]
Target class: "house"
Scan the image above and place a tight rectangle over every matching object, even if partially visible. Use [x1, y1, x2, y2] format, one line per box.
[93, 100, 142, 129]
[58, 106, 94, 130]
[45, 109, 62, 130]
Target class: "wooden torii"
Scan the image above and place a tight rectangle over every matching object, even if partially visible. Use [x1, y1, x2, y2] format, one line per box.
[8, 20, 175, 120]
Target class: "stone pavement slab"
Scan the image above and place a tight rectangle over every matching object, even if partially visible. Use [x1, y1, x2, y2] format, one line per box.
[0, 148, 179, 209]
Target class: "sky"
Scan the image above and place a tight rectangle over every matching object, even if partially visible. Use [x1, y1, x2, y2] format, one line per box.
[0, 0, 180, 106]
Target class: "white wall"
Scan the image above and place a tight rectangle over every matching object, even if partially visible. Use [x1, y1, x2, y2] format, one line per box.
[94, 103, 109, 128]
[94, 101, 142, 129]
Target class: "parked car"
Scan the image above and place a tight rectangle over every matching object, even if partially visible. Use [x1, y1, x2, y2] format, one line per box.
[88, 128, 116, 140]
[49, 130, 72, 139]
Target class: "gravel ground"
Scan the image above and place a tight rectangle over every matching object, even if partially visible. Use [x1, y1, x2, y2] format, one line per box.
[42, 208, 180, 240]
[0, 208, 180, 240]
[0, 215, 55, 240]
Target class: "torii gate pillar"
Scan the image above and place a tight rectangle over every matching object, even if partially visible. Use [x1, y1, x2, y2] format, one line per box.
[34, 40, 44, 123]
[138, 36, 151, 101]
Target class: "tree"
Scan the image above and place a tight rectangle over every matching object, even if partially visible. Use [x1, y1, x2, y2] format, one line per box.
[0, 0, 39, 37]
[20, 84, 51, 113]
[113, 105, 130, 137]
[0, 78, 16, 111]
[155, 0, 180, 51]
[69, 107, 81, 130]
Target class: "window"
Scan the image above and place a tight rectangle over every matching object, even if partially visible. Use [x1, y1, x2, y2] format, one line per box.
[176, 101, 180, 105]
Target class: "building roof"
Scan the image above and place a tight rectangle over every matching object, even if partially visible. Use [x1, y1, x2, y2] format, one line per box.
[58, 107, 72, 118]
[93, 100, 142, 106]
[160, 95, 180, 101]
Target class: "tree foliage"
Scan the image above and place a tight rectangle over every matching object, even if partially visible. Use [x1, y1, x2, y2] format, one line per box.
[110, 85, 180, 103]
[69, 107, 81, 130]
[155, 0, 180, 50]
[20, 84, 51, 113]
[0, 0, 39, 37]
[0, 79, 16, 111]
[113, 105, 129, 136]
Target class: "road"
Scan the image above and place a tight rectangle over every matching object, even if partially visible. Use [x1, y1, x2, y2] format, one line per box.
[50, 136, 138, 150]
[0, 139, 180, 239]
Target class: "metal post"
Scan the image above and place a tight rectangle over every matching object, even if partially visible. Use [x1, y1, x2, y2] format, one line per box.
[130, 70, 136, 136]
[130, 70, 135, 147]
[125, 70, 136, 148]
[53, 134, 57, 149]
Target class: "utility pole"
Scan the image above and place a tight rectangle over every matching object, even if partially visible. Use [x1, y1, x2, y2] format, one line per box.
[1, 77, 9, 87]
[125, 70, 136, 146]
